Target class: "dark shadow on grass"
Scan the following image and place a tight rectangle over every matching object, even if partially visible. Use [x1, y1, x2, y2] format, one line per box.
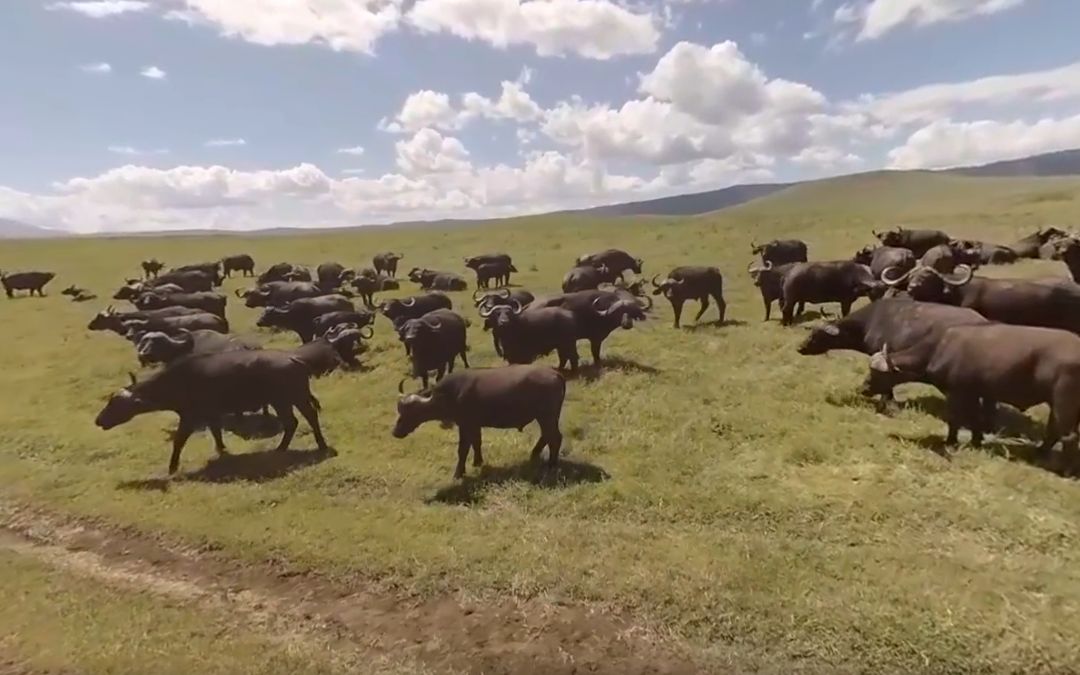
[115, 446, 339, 492]
[887, 432, 1077, 478]
[426, 457, 611, 506]
[564, 355, 661, 382]
[682, 318, 748, 332]
[901, 394, 1045, 441]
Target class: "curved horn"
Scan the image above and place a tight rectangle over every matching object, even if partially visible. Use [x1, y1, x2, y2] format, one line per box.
[428, 317, 443, 331]
[934, 264, 974, 286]
[402, 296, 416, 307]
[397, 377, 410, 395]
[358, 325, 375, 340]
[509, 298, 523, 315]
[636, 293, 653, 311]
[478, 302, 499, 318]
[880, 265, 915, 286]
[472, 288, 488, 303]
[650, 273, 662, 287]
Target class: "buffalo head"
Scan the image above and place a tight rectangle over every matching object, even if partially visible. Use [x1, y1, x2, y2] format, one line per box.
[650, 274, 684, 298]
[746, 259, 774, 285]
[473, 287, 511, 308]
[852, 245, 876, 265]
[135, 330, 190, 366]
[400, 313, 444, 344]
[881, 263, 973, 301]
[95, 372, 151, 430]
[392, 378, 451, 439]
[796, 315, 858, 356]
[133, 292, 171, 310]
[113, 283, 145, 300]
[871, 226, 904, 247]
[592, 296, 647, 330]
[255, 306, 291, 330]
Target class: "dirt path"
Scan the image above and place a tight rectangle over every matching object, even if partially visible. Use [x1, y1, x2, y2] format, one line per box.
[0, 502, 700, 675]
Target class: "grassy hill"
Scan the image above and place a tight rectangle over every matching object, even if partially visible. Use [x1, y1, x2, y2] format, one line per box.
[2, 170, 1080, 674]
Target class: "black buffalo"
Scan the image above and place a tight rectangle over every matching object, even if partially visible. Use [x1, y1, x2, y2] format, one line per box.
[474, 288, 536, 356]
[1010, 227, 1069, 260]
[373, 252, 405, 277]
[237, 281, 332, 308]
[141, 259, 165, 279]
[221, 254, 256, 277]
[134, 291, 227, 318]
[750, 238, 808, 266]
[779, 261, 885, 326]
[562, 264, 619, 293]
[650, 266, 726, 329]
[136, 329, 261, 366]
[311, 310, 375, 338]
[575, 249, 643, 278]
[316, 262, 355, 289]
[87, 305, 206, 334]
[0, 270, 55, 298]
[853, 245, 916, 280]
[378, 292, 454, 355]
[398, 308, 471, 388]
[746, 260, 802, 321]
[481, 301, 580, 371]
[255, 295, 355, 343]
[526, 290, 650, 364]
[872, 227, 951, 258]
[392, 364, 567, 480]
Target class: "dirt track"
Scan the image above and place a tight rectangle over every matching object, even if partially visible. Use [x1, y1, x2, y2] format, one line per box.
[0, 502, 700, 675]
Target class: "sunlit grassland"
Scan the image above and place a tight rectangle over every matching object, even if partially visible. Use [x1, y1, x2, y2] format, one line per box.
[2, 171, 1080, 673]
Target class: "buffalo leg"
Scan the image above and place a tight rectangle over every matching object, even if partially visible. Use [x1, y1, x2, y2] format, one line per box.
[839, 301, 853, 317]
[712, 292, 727, 324]
[692, 296, 709, 324]
[671, 299, 685, 328]
[459, 349, 470, 368]
[295, 399, 330, 452]
[980, 398, 998, 431]
[492, 335, 503, 358]
[1037, 410, 1061, 456]
[453, 428, 474, 480]
[169, 417, 198, 474]
[207, 418, 228, 454]
[589, 338, 603, 365]
[763, 297, 772, 321]
[271, 403, 299, 452]
[471, 433, 485, 468]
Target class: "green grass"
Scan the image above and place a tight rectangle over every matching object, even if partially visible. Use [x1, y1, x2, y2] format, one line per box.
[3, 171, 1080, 673]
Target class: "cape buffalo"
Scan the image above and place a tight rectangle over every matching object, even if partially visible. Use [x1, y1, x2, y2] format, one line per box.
[562, 264, 619, 293]
[864, 324, 1080, 466]
[474, 288, 536, 355]
[398, 308, 471, 388]
[853, 245, 916, 280]
[311, 310, 375, 338]
[316, 262, 355, 289]
[650, 266, 726, 329]
[392, 364, 567, 480]
[144, 270, 215, 294]
[122, 312, 229, 338]
[747, 260, 802, 321]
[750, 239, 808, 266]
[378, 293, 454, 356]
[170, 262, 223, 286]
[237, 281, 332, 308]
[255, 295, 355, 343]
[134, 291, 227, 318]
[872, 227, 951, 258]
[0, 270, 55, 298]
[221, 254, 256, 277]
[136, 328, 261, 366]
[526, 290, 650, 364]
[1010, 227, 1069, 259]
[374, 252, 404, 277]
[779, 261, 885, 326]
[61, 285, 96, 302]
[480, 301, 579, 371]
[350, 270, 399, 308]
[141, 259, 165, 279]
[94, 351, 332, 475]
[258, 262, 300, 284]
[575, 249, 643, 278]
[474, 260, 517, 289]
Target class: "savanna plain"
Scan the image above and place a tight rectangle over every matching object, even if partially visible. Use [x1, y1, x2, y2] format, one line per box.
[3, 170, 1080, 675]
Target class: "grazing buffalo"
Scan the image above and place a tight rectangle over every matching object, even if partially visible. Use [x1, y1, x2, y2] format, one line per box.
[350, 270, 399, 308]
[311, 310, 375, 338]
[481, 301, 580, 371]
[474, 288, 536, 356]
[398, 308, 471, 388]
[141, 259, 165, 279]
[373, 252, 405, 278]
[122, 312, 229, 338]
[61, 285, 96, 302]
[134, 291, 227, 318]
[526, 290, 650, 364]
[796, 297, 994, 413]
[237, 281, 332, 308]
[575, 249, 643, 278]
[316, 262, 355, 289]
[779, 261, 885, 326]
[1010, 227, 1069, 260]
[650, 266, 726, 329]
[884, 264, 1080, 336]
[853, 245, 916, 280]
[864, 324, 1080, 465]
[135, 329, 261, 367]
[255, 295, 355, 343]
[221, 254, 256, 277]
[872, 227, 951, 258]
[474, 260, 517, 289]
[409, 268, 468, 292]
[562, 264, 619, 293]
[94, 350, 332, 475]
[0, 270, 55, 298]
[392, 364, 567, 480]
[750, 238, 808, 266]
[464, 253, 513, 270]
[87, 305, 205, 334]
[746, 260, 802, 322]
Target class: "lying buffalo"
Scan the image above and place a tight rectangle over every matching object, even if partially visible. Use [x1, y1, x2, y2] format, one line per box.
[751, 238, 808, 266]
[872, 226, 951, 258]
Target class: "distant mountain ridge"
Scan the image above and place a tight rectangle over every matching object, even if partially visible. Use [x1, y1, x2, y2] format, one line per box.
[2, 148, 1079, 238]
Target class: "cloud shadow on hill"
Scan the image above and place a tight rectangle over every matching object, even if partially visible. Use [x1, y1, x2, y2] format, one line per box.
[427, 457, 611, 506]
[116, 446, 338, 492]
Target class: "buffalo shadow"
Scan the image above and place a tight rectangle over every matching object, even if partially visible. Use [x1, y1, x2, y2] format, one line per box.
[887, 432, 1078, 478]
[900, 394, 1046, 442]
[681, 318, 748, 332]
[427, 457, 611, 506]
[563, 355, 661, 382]
[116, 446, 339, 492]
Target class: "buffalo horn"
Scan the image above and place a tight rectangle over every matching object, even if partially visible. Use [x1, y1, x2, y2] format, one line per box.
[401, 296, 416, 307]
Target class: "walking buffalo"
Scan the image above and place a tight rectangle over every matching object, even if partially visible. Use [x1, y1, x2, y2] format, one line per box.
[221, 254, 256, 277]
[374, 252, 405, 277]
[650, 266, 726, 329]
[0, 270, 55, 297]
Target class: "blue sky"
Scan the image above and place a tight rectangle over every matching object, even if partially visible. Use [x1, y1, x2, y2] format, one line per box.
[0, 0, 1078, 233]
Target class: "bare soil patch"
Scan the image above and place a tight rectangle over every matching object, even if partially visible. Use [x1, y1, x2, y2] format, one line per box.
[0, 501, 699, 675]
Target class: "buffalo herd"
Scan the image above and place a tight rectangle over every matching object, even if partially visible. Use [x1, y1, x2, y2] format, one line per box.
[10, 224, 1080, 480]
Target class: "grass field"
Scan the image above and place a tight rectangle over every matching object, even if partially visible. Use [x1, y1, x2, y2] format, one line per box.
[3, 170, 1080, 674]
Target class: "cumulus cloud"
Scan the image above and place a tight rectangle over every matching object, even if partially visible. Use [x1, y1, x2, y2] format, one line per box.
[79, 62, 112, 74]
[888, 115, 1080, 170]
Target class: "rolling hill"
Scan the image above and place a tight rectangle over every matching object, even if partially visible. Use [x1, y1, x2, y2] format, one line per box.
[0, 218, 63, 239]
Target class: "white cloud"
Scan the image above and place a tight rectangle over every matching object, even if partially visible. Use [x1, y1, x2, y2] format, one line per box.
[835, 0, 1026, 41]
[140, 66, 167, 79]
[888, 115, 1080, 170]
[79, 62, 112, 74]
[204, 138, 246, 147]
[406, 0, 661, 59]
[46, 0, 150, 18]
[337, 146, 366, 155]
[380, 72, 543, 134]
[161, 0, 404, 55]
